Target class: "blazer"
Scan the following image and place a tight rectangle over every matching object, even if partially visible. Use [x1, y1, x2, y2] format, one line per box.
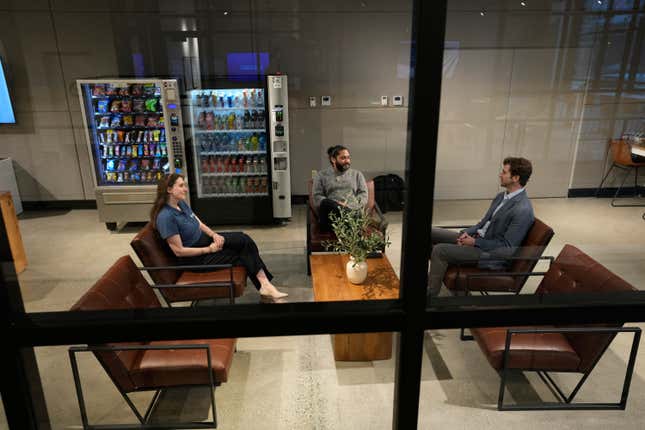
[463, 190, 535, 270]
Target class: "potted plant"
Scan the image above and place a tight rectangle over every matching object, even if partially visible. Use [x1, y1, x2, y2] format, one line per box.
[323, 205, 390, 284]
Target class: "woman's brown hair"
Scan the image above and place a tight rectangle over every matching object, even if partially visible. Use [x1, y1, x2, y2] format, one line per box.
[150, 173, 184, 228]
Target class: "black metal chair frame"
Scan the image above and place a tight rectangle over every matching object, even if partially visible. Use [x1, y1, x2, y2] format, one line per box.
[596, 143, 645, 207]
[452, 255, 554, 341]
[137, 264, 237, 306]
[69, 343, 219, 429]
[497, 327, 642, 411]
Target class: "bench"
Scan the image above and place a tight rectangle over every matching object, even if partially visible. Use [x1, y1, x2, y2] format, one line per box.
[69, 255, 236, 429]
[471, 244, 641, 410]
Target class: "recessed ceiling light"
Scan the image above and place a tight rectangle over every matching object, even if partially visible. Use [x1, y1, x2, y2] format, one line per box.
[223, 11, 229, 16]
[480, 11, 486, 16]
[521, 1, 526, 6]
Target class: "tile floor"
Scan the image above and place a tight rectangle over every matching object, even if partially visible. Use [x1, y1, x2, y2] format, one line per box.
[2, 198, 645, 429]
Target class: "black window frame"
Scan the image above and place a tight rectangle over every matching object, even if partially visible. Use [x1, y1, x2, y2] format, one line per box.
[3, 2, 645, 429]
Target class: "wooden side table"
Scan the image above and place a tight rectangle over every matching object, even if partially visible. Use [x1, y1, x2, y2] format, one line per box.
[310, 254, 400, 361]
[0, 191, 27, 273]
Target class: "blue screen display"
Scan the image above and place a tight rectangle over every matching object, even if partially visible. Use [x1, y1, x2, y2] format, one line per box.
[227, 53, 269, 81]
[0, 58, 16, 124]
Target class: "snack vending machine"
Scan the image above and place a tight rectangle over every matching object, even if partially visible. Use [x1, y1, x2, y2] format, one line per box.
[187, 77, 290, 224]
[77, 79, 187, 230]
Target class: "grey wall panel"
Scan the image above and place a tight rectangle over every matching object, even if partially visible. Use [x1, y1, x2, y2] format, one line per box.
[434, 120, 506, 200]
[435, 48, 512, 199]
[0, 111, 84, 200]
[0, 0, 48, 10]
[289, 108, 322, 195]
[52, 12, 120, 112]
[70, 111, 95, 199]
[0, 11, 68, 113]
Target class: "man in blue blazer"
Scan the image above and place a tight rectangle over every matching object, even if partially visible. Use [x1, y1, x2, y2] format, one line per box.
[428, 157, 535, 296]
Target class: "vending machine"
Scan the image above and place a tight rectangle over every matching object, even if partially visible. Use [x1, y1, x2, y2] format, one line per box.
[186, 75, 291, 224]
[77, 79, 187, 230]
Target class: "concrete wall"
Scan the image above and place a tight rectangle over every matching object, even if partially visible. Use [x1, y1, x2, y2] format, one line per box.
[0, 0, 642, 201]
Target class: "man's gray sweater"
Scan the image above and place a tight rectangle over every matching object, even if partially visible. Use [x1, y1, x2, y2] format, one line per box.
[312, 166, 368, 210]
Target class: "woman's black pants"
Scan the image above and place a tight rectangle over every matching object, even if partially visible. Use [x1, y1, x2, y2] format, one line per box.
[183, 232, 272, 290]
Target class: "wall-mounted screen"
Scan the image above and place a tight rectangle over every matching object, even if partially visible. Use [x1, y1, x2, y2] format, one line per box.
[0, 57, 16, 124]
[227, 52, 269, 81]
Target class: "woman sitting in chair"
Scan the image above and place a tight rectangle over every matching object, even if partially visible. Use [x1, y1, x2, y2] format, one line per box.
[150, 173, 288, 299]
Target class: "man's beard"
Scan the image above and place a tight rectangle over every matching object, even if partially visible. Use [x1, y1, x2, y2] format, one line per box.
[335, 163, 350, 172]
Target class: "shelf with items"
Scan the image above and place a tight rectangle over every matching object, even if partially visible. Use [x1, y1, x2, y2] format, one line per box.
[94, 111, 163, 116]
[195, 129, 265, 134]
[199, 150, 265, 156]
[191, 106, 265, 113]
[200, 172, 267, 177]
[200, 192, 269, 198]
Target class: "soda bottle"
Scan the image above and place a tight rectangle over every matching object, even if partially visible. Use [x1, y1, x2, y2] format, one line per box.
[235, 114, 243, 130]
[259, 157, 265, 173]
[230, 156, 237, 173]
[250, 89, 256, 107]
[259, 134, 266, 151]
[161, 144, 167, 156]
[247, 156, 253, 173]
[202, 91, 210, 108]
[257, 89, 264, 107]
[244, 110, 251, 129]
[252, 156, 258, 173]
[219, 94, 225, 108]
[251, 110, 259, 129]
[102, 145, 108, 158]
[242, 90, 248, 107]
[227, 93, 233, 108]
[250, 133, 259, 151]
[258, 111, 265, 129]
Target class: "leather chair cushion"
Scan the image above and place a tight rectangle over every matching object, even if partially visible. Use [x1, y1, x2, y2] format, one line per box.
[444, 267, 516, 292]
[130, 338, 237, 389]
[168, 267, 247, 302]
[471, 327, 580, 371]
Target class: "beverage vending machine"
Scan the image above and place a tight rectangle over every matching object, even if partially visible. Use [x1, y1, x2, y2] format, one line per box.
[186, 75, 291, 224]
[77, 79, 187, 230]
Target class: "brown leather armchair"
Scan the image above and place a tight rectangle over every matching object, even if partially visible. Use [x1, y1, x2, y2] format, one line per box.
[596, 139, 645, 207]
[69, 255, 236, 429]
[131, 222, 246, 305]
[444, 217, 555, 295]
[306, 179, 387, 274]
[470, 245, 641, 411]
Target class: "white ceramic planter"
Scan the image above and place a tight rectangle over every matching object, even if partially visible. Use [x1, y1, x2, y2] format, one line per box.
[346, 256, 368, 284]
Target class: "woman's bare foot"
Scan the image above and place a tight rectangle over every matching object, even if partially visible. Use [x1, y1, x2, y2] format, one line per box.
[259, 284, 288, 299]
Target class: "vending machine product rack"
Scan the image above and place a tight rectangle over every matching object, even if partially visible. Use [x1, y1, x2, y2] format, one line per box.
[77, 79, 186, 230]
[187, 84, 273, 224]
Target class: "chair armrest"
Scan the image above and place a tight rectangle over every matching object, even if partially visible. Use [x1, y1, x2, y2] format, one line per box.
[137, 264, 233, 271]
[68, 343, 216, 406]
[460, 256, 554, 294]
[433, 225, 472, 230]
[151, 282, 234, 289]
[501, 327, 641, 370]
[456, 255, 554, 267]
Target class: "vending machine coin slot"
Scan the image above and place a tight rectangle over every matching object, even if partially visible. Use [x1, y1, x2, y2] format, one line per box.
[274, 140, 288, 153]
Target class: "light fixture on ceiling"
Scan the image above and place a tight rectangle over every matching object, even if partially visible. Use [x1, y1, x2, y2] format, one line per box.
[521, 1, 527, 6]
[223, 10, 229, 16]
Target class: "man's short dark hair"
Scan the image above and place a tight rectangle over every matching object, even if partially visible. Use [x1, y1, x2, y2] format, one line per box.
[331, 145, 348, 158]
[326, 145, 339, 158]
[503, 157, 532, 186]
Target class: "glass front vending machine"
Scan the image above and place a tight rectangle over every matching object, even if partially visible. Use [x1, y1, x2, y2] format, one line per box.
[77, 79, 187, 230]
[186, 76, 291, 224]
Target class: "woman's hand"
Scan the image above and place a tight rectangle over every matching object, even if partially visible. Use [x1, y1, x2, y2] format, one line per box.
[212, 233, 225, 249]
[207, 241, 220, 253]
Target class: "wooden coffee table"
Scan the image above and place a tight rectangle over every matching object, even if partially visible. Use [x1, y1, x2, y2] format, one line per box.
[310, 254, 400, 361]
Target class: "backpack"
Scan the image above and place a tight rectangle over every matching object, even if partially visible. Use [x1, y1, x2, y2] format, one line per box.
[373, 174, 405, 213]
